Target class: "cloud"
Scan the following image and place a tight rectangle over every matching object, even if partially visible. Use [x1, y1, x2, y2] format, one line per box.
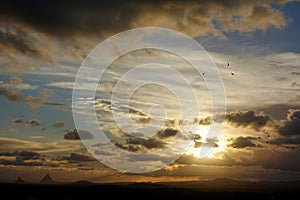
[53, 122, 65, 128]
[291, 72, 300, 75]
[278, 109, 300, 136]
[0, 1, 295, 75]
[193, 135, 219, 148]
[64, 129, 93, 140]
[63, 129, 80, 140]
[0, 0, 292, 39]
[47, 81, 75, 89]
[0, 86, 22, 101]
[111, 128, 180, 153]
[257, 103, 300, 120]
[113, 137, 165, 153]
[271, 135, 300, 145]
[291, 82, 300, 87]
[24, 119, 40, 126]
[0, 84, 66, 107]
[199, 117, 211, 125]
[157, 147, 300, 175]
[0, 137, 49, 152]
[0, 151, 41, 160]
[0, 137, 81, 153]
[17, 151, 41, 160]
[0, 76, 37, 90]
[165, 118, 182, 127]
[203, 138, 219, 148]
[127, 137, 165, 149]
[12, 118, 22, 123]
[157, 128, 178, 138]
[0, 157, 44, 167]
[175, 154, 242, 167]
[290, 95, 300, 103]
[0, 151, 61, 168]
[60, 153, 95, 162]
[229, 136, 259, 148]
[9, 76, 22, 85]
[222, 110, 271, 130]
[0, 26, 40, 56]
[40, 88, 54, 99]
[253, 148, 300, 171]
[0, 24, 54, 72]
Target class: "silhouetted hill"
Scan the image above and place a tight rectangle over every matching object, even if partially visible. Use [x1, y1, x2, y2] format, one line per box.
[213, 177, 239, 183]
[1, 179, 300, 200]
[73, 180, 94, 185]
[127, 182, 170, 189]
[14, 177, 25, 184]
[40, 174, 55, 184]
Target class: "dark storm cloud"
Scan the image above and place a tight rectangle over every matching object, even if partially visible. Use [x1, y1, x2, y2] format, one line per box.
[229, 136, 259, 148]
[278, 109, 300, 136]
[0, 25, 54, 72]
[224, 110, 271, 130]
[0, 0, 294, 72]
[0, 26, 39, 56]
[0, 0, 292, 38]
[0, 0, 139, 37]
[64, 129, 93, 140]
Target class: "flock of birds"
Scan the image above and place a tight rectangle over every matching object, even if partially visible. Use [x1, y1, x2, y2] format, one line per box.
[202, 62, 235, 76]
[227, 62, 235, 76]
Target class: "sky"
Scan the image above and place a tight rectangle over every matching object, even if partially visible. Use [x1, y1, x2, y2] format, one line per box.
[1, 0, 300, 183]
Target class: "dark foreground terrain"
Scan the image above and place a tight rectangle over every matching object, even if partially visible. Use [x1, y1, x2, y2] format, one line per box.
[2, 179, 300, 200]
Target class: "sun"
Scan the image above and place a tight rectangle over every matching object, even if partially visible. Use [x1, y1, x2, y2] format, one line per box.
[188, 126, 227, 159]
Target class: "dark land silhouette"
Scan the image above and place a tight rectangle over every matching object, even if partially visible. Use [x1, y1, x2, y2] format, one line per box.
[2, 176, 300, 200]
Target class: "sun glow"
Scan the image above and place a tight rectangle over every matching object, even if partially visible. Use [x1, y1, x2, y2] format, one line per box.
[189, 126, 227, 159]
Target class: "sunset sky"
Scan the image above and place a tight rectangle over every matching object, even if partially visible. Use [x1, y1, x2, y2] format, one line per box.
[1, 0, 300, 183]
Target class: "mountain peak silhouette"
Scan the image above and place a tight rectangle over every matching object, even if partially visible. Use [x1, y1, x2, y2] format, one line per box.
[15, 177, 25, 184]
[40, 174, 55, 184]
